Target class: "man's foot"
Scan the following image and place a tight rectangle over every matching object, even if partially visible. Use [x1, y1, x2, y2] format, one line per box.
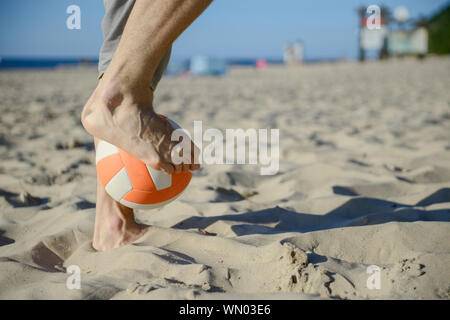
[92, 180, 149, 251]
[81, 77, 199, 173]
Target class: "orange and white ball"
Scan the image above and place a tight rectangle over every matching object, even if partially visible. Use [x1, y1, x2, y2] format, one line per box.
[95, 117, 192, 210]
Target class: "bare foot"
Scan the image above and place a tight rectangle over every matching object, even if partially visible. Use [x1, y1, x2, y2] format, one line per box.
[81, 77, 199, 173]
[92, 179, 148, 251]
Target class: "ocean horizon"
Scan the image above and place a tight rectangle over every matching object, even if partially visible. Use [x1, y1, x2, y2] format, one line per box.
[0, 56, 344, 70]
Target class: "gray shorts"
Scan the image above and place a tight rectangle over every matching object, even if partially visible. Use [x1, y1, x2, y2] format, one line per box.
[98, 0, 171, 91]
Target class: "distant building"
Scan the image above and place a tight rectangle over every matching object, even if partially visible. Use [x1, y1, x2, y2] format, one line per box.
[388, 27, 428, 56]
[357, 5, 429, 60]
[357, 6, 390, 61]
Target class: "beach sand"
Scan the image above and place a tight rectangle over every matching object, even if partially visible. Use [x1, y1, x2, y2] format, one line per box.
[0, 57, 449, 299]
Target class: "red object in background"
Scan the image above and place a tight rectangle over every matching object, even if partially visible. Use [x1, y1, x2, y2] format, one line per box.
[361, 17, 386, 26]
[256, 59, 267, 69]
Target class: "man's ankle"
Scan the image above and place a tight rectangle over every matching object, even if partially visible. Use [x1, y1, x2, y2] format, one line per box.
[99, 75, 154, 109]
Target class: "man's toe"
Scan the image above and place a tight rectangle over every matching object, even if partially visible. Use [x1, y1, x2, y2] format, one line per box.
[173, 164, 182, 174]
[161, 162, 175, 174]
[190, 164, 200, 171]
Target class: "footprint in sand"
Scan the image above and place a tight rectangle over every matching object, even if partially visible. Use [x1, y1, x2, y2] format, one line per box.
[126, 282, 160, 294]
[29, 229, 89, 272]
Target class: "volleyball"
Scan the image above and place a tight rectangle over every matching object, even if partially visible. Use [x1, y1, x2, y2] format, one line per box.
[95, 116, 192, 210]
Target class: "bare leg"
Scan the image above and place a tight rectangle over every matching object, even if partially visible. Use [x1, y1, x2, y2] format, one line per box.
[92, 137, 147, 251]
[82, 0, 211, 173]
[85, 0, 211, 250]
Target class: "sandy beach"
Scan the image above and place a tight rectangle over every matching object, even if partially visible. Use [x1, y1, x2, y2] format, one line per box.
[0, 57, 449, 299]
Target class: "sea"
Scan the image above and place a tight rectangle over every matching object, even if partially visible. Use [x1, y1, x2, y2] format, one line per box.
[0, 57, 100, 69]
[0, 56, 338, 71]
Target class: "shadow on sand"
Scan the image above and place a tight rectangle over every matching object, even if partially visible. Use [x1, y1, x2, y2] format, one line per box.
[172, 188, 450, 236]
[0, 230, 14, 247]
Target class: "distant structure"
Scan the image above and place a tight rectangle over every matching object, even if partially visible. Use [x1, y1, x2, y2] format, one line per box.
[357, 6, 390, 61]
[189, 56, 227, 76]
[388, 27, 428, 58]
[283, 40, 303, 65]
[164, 56, 228, 76]
[388, 6, 428, 58]
[357, 5, 429, 61]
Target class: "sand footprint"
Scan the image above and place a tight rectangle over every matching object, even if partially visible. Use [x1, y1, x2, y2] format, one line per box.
[30, 229, 89, 272]
[126, 282, 160, 295]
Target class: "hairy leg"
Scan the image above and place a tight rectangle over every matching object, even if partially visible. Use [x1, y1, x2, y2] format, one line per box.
[82, 0, 211, 172]
[86, 0, 211, 250]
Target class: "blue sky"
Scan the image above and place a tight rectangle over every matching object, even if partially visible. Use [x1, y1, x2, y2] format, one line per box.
[0, 0, 448, 60]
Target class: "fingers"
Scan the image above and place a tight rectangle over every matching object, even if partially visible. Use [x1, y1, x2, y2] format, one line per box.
[190, 163, 200, 171]
[167, 143, 200, 173]
[165, 161, 199, 173]
[162, 159, 199, 173]
[172, 162, 199, 173]
[162, 123, 201, 173]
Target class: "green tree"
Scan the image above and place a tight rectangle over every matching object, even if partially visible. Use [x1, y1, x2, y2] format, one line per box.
[428, 4, 450, 54]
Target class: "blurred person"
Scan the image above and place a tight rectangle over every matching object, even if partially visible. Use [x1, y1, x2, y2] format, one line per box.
[81, 0, 210, 251]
